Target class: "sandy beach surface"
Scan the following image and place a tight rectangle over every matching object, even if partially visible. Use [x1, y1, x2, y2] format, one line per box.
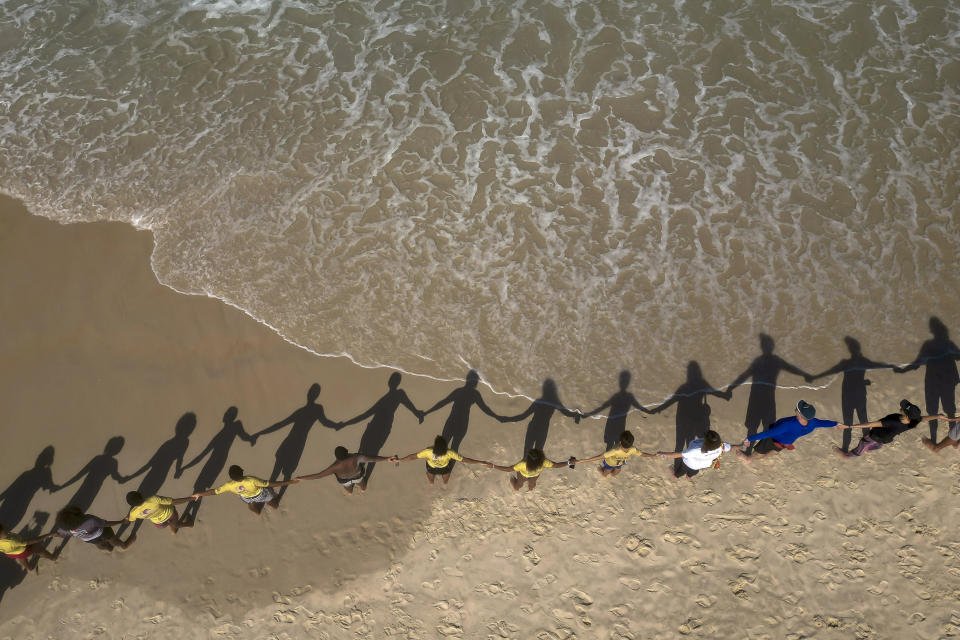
[1, 193, 958, 639]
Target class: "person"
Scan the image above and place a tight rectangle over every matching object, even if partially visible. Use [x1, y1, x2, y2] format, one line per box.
[296, 447, 394, 494]
[190, 465, 300, 514]
[393, 436, 492, 485]
[124, 491, 195, 535]
[0, 524, 57, 571]
[577, 431, 654, 477]
[738, 400, 848, 459]
[657, 430, 732, 478]
[894, 316, 959, 445]
[840, 400, 957, 457]
[490, 448, 574, 492]
[581, 371, 649, 449]
[52, 505, 133, 551]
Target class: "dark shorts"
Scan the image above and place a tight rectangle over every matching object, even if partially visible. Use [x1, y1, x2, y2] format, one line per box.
[154, 508, 179, 528]
[336, 463, 366, 486]
[601, 460, 624, 471]
[753, 439, 794, 454]
[426, 461, 454, 475]
[674, 461, 699, 478]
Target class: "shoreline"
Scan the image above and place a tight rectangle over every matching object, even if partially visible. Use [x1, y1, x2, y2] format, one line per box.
[1, 193, 958, 638]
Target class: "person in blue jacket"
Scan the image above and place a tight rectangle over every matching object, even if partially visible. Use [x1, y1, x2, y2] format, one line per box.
[738, 400, 848, 459]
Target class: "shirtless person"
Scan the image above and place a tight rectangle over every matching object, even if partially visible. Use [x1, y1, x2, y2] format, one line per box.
[296, 447, 394, 494]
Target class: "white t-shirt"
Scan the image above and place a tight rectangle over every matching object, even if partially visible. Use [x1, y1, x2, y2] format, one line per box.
[680, 439, 731, 470]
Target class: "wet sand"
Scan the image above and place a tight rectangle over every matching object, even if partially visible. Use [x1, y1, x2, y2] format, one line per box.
[1, 193, 959, 638]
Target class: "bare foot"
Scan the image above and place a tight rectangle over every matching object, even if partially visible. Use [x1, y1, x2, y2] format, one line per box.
[833, 445, 851, 459]
[736, 449, 752, 463]
[922, 437, 936, 452]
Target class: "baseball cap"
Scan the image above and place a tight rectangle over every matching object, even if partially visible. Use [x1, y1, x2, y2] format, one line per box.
[900, 399, 921, 421]
[796, 400, 816, 420]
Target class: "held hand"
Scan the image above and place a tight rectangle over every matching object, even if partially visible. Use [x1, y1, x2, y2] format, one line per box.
[892, 366, 905, 374]
[174, 470, 182, 479]
[485, 462, 494, 468]
[388, 455, 399, 463]
[573, 412, 581, 425]
[250, 436, 258, 446]
[803, 374, 814, 383]
[417, 412, 425, 425]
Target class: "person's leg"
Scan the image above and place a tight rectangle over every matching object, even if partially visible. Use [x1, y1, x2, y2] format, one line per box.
[27, 544, 57, 563]
[509, 474, 522, 491]
[248, 502, 263, 514]
[425, 470, 435, 484]
[598, 465, 610, 476]
[357, 478, 368, 492]
[527, 476, 538, 491]
[267, 495, 281, 509]
[610, 467, 622, 477]
[342, 483, 355, 495]
[441, 471, 451, 486]
[16, 556, 31, 571]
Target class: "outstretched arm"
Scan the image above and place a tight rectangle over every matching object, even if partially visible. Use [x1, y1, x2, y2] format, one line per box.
[252, 412, 297, 439]
[399, 391, 425, 423]
[180, 440, 215, 475]
[577, 452, 607, 464]
[460, 456, 491, 466]
[726, 363, 755, 393]
[172, 496, 198, 505]
[423, 391, 456, 416]
[339, 405, 378, 428]
[499, 403, 535, 423]
[55, 461, 93, 492]
[267, 479, 300, 488]
[119, 456, 154, 483]
[777, 356, 811, 381]
[395, 452, 422, 463]
[475, 394, 510, 422]
[296, 460, 342, 481]
[580, 399, 612, 419]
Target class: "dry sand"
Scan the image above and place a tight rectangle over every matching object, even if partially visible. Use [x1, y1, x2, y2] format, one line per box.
[0, 193, 958, 639]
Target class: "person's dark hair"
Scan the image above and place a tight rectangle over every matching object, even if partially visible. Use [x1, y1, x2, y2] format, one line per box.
[432, 435, 448, 457]
[125, 491, 144, 506]
[701, 430, 722, 452]
[334, 446, 349, 460]
[228, 465, 244, 481]
[900, 399, 922, 424]
[524, 448, 545, 472]
[57, 505, 85, 530]
[619, 431, 635, 448]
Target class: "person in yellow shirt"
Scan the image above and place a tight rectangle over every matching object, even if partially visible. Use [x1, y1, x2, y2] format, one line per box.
[491, 448, 574, 491]
[124, 491, 195, 535]
[393, 436, 492, 485]
[0, 524, 57, 571]
[190, 465, 300, 514]
[577, 431, 654, 477]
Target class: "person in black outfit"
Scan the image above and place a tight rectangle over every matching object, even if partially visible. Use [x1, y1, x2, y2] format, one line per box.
[839, 399, 956, 457]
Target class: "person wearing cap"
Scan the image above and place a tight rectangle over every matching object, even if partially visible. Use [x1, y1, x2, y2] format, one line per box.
[738, 400, 848, 458]
[840, 400, 955, 457]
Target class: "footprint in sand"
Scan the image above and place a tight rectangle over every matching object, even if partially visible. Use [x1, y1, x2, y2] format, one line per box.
[523, 544, 542, 571]
[563, 588, 593, 607]
[699, 490, 721, 506]
[695, 594, 716, 608]
[728, 573, 757, 600]
[617, 577, 644, 591]
[726, 545, 759, 562]
[487, 620, 520, 638]
[620, 533, 654, 557]
[662, 531, 701, 548]
[677, 617, 703, 635]
[474, 582, 519, 598]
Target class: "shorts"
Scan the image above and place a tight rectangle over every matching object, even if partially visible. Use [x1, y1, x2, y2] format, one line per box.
[674, 461, 699, 478]
[240, 487, 276, 504]
[601, 460, 624, 471]
[4, 549, 31, 559]
[949, 421, 960, 441]
[337, 463, 366, 486]
[426, 461, 454, 475]
[154, 508, 179, 528]
[752, 439, 794, 455]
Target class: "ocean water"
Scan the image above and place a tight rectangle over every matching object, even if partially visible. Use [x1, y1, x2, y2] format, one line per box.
[1, 0, 958, 404]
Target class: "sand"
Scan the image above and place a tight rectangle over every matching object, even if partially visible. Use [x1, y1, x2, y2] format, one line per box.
[1, 193, 959, 639]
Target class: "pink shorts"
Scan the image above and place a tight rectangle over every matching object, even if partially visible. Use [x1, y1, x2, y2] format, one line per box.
[4, 549, 31, 559]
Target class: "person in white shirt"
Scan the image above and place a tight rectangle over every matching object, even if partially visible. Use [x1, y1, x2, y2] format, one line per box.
[657, 430, 731, 478]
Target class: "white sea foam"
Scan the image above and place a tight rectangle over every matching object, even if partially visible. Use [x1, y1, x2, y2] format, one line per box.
[1, 0, 958, 405]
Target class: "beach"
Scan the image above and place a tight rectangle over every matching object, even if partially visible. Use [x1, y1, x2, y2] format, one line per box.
[2, 192, 959, 638]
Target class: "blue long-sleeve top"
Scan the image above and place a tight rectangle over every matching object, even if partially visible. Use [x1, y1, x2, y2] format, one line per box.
[746, 415, 838, 445]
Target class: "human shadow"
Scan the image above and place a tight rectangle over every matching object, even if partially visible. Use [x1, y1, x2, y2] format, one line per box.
[116, 413, 195, 538]
[179, 407, 254, 522]
[727, 334, 811, 452]
[341, 372, 424, 487]
[0, 510, 49, 604]
[0, 446, 58, 534]
[895, 316, 960, 439]
[581, 370, 648, 449]
[502, 379, 580, 454]
[253, 384, 340, 500]
[424, 370, 508, 458]
[651, 362, 730, 475]
[53, 436, 126, 554]
[812, 337, 894, 452]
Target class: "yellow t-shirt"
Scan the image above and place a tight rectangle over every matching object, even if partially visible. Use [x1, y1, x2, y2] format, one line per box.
[416, 448, 464, 468]
[0, 536, 27, 556]
[128, 495, 175, 524]
[214, 476, 269, 498]
[603, 447, 641, 467]
[513, 460, 555, 478]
